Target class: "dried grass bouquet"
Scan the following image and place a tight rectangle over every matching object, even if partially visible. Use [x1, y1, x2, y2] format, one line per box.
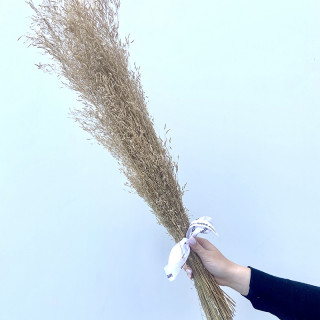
[23, 0, 235, 318]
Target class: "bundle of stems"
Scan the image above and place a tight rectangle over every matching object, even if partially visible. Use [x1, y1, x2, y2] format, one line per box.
[24, 0, 235, 318]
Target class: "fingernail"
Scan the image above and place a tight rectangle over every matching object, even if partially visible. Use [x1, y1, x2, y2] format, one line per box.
[186, 269, 192, 277]
[189, 236, 196, 246]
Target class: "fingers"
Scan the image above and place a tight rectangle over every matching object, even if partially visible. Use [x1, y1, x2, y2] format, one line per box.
[183, 263, 193, 280]
[195, 237, 215, 251]
[189, 236, 206, 256]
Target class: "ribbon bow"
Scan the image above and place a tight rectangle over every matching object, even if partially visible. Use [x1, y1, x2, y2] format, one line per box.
[164, 216, 217, 281]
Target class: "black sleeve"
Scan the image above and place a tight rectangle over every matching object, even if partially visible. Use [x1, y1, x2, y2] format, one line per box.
[242, 266, 320, 320]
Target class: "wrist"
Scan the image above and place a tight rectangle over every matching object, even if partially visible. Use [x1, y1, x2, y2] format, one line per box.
[226, 263, 251, 296]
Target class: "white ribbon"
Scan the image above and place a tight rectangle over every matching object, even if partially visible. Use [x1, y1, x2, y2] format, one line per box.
[164, 216, 218, 281]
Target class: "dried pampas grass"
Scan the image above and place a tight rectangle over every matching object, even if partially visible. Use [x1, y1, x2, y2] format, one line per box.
[23, 0, 235, 318]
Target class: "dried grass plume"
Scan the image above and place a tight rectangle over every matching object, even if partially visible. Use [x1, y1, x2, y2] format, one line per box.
[23, 0, 236, 318]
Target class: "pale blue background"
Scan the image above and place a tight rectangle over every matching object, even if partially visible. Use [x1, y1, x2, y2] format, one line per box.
[1, 1, 319, 319]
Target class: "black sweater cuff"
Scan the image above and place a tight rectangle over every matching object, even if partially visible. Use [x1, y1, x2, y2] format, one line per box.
[242, 266, 320, 320]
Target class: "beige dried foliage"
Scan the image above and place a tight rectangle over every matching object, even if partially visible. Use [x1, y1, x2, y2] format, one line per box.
[24, 0, 236, 318]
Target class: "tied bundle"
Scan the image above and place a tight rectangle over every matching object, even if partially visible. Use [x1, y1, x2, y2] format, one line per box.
[24, 0, 235, 318]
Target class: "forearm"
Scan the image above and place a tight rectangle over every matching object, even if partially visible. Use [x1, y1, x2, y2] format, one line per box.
[224, 263, 251, 296]
[235, 266, 320, 320]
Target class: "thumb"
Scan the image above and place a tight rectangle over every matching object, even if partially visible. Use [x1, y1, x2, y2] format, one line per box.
[189, 236, 206, 257]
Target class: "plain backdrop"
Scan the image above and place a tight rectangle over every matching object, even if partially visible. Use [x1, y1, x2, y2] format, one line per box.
[1, 1, 319, 319]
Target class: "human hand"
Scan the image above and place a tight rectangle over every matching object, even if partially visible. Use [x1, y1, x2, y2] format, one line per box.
[184, 237, 250, 296]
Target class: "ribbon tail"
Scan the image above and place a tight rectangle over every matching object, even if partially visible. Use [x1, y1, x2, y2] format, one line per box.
[164, 238, 190, 281]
